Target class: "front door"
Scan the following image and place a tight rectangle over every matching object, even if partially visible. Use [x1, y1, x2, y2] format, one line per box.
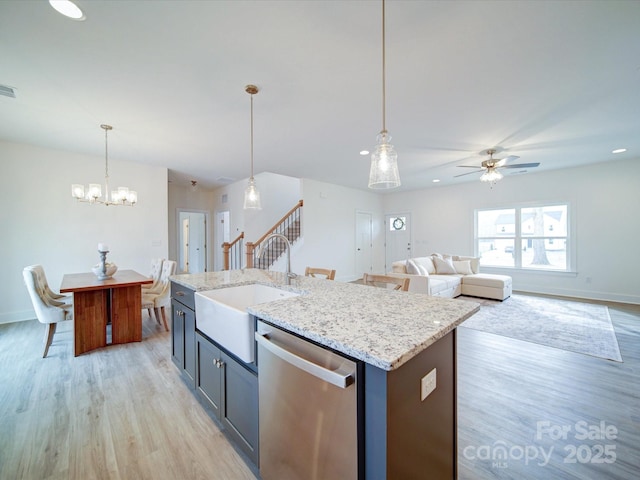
[385, 213, 411, 270]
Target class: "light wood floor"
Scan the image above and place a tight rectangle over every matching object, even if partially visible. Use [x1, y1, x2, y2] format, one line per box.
[1, 298, 638, 479]
[0, 314, 257, 480]
[457, 297, 640, 480]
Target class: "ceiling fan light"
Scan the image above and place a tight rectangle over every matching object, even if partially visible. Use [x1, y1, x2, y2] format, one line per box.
[480, 168, 503, 183]
[368, 132, 400, 189]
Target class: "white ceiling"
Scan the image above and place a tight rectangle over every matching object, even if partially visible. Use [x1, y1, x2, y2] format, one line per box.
[1, 0, 639, 192]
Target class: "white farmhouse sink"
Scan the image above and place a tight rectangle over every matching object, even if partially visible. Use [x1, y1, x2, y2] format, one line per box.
[194, 284, 299, 363]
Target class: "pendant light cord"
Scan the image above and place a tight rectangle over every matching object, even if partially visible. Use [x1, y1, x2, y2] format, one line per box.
[250, 93, 254, 179]
[381, 0, 386, 134]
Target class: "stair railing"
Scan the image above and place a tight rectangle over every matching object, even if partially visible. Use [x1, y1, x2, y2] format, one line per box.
[222, 232, 244, 270]
[246, 200, 303, 269]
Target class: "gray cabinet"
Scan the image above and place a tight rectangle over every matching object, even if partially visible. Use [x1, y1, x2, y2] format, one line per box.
[196, 332, 259, 466]
[171, 282, 196, 388]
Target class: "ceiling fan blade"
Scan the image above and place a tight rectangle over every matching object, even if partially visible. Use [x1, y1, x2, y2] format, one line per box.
[500, 162, 540, 169]
[457, 165, 483, 169]
[454, 170, 482, 178]
[494, 155, 520, 168]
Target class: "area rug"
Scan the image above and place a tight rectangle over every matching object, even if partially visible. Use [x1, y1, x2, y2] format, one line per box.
[459, 294, 622, 362]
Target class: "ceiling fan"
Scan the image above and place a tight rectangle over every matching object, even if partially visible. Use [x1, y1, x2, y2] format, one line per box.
[455, 149, 540, 183]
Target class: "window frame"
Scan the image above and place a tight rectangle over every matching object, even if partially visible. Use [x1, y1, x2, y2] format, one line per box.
[474, 202, 573, 273]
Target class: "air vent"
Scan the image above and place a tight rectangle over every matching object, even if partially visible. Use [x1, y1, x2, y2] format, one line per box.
[0, 85, 16, 98]
[216, 176, 235, 184]
[221, 194, 228, 204]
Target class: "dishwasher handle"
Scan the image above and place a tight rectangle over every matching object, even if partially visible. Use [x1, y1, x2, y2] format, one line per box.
[255, 332, 354, 389]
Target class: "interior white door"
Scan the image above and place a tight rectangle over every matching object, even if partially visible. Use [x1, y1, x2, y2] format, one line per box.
[178, 210, 208, 274]
[385, 213, 412, 270]
[181, 217, 190, 273]
[355, 211, 373, 278]
[215, 211, 230, 271]
[189, 213, 206, 273]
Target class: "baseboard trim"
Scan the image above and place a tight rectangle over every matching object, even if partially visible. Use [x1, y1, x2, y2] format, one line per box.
[0, 309, 35, 325]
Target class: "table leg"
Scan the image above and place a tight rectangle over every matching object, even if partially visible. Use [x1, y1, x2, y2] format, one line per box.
[111, 285, 142, 344]
[73, 290, 108, 356]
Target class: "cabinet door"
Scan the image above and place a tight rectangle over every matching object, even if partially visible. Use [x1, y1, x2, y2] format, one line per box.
[196, 333, 222, 420]
[221, 351, 259, 464]
[183, 306, 196, 387]
[171, 299, 185, 370]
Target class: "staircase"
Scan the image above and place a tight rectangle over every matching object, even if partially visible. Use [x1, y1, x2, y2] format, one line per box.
[222, 200, 303, 270]
[253, 218, 301, 269]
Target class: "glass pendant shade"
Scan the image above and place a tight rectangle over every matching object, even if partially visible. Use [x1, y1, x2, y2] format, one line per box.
[368, 131, 400, 189]
[88, 183, 102, 200]
[243, 85, 261, 210]
[71, 184, 85, 199]
[244, 177, 262, 210]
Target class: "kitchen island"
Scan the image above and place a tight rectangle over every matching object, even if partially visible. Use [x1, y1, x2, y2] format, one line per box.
[171, 269, 479, 479]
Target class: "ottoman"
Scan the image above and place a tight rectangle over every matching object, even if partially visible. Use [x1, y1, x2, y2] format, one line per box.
[462, 274, 512, 301]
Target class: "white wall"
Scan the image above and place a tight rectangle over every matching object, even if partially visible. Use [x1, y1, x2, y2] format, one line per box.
[382, 157, 640, 304]
[1, 140, 168, 324]
[168, 183, 216, 272]
[296, 179, 385, 281]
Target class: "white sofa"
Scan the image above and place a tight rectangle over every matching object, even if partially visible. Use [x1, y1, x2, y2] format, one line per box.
[388, 254, 512, 301]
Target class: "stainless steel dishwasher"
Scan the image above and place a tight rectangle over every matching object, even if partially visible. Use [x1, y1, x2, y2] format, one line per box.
[255, 320, 359, 480]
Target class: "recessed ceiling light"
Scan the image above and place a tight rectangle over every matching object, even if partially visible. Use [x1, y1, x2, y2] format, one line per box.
[612, 148, 627, 154]
[432, 179, 440, 183]
[49, 0, 85, 20]
[359, 150, 369, 156]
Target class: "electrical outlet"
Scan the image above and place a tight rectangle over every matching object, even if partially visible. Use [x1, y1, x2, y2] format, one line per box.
[421, 368, 437, 401]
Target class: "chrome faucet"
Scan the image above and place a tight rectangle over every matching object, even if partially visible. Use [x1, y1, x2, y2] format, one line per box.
[257, 233, 298, 285]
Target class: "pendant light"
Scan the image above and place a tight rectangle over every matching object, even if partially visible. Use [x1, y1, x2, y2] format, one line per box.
[368, 0, 400, 189]
[71, 124, 137, 206]
[243, 84, 262, 210]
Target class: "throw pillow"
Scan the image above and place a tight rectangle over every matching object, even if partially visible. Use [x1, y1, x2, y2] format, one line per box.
[433, 256, 456, 275]
[414, 256, 435, 274]
[454, 255, 481, 274]
[406, 259, 427, 275]
[453, 260, 473, 275]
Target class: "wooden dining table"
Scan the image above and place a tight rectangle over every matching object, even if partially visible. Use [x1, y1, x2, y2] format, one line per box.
[60, 270, 152, 356]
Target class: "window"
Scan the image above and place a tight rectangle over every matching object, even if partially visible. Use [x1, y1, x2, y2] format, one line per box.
[475, 204, 569, 271]
[389, 216, 406, 231]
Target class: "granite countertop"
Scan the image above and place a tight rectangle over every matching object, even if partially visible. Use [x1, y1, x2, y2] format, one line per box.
[171, 269, 480, 371]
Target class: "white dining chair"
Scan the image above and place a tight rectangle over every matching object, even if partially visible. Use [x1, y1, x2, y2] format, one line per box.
[142, 260, 176, 332]
[23, 267, 73, 357]
[25, 264, 72, 307]
[142, 258, 165, 294]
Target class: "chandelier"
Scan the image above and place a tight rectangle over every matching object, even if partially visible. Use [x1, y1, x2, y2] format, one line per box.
[71, 124, 137, 206]
[243, 85, 262, 210]
[368, 0, 400, 189]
